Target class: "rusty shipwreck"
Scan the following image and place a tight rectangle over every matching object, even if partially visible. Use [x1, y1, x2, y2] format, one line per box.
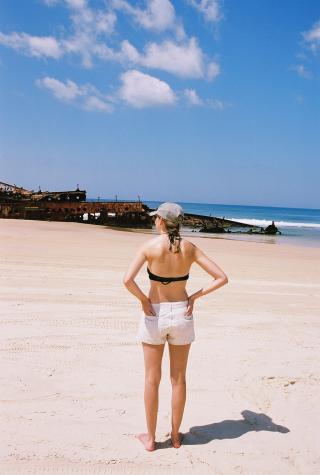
[0, 181, 277, 234]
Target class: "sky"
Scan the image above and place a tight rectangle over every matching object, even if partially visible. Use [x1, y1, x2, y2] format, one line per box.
[0, 0, 319, 208]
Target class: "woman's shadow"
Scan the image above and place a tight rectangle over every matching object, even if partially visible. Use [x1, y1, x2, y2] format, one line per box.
[157, 410, 289, 449]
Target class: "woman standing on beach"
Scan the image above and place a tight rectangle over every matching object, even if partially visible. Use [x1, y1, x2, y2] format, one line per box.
[123, 202, 228, 451]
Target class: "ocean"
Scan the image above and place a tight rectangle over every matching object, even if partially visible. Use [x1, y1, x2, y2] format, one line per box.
[143, 201, 320, 248]
[88, 198, 320, 248]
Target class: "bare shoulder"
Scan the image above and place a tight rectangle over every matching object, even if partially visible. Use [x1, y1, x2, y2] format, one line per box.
[181, 238, 197, 255]
[182, 239, 214, 263]
[140, 235, 161, 256]
[185, 240, 211, 261]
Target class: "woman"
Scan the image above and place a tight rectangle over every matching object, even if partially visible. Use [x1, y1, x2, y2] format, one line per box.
[123, 202, 228, 451]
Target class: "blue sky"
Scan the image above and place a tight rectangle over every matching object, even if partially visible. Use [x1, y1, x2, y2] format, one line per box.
[0, 0, 319, 208]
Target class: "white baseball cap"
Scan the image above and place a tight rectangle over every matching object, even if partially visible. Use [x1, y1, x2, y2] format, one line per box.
[149, 202, 184, 223]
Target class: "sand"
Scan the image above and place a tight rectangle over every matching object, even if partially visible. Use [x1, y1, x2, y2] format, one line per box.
[0, 219, 319, 475]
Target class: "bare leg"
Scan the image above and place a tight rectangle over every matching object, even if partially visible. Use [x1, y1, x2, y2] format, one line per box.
[168, 343, 191, 448]
[136, 342, 165, 451]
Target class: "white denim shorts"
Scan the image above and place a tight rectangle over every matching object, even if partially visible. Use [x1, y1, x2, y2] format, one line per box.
[136, 300, 195, 346]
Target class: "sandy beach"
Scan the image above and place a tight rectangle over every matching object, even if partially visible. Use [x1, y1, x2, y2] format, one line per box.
[1, 218, 319, 475]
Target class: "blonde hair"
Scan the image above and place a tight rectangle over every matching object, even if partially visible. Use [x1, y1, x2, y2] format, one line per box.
[164, 219, 182, 253]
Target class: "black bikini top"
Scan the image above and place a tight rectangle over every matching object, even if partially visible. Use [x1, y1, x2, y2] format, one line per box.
[147, 267, 189, 285]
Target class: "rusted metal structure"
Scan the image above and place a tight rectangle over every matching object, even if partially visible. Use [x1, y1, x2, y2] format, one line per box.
[180, 211, 254, 232]
[0, 181, 149, 227]
[0, 181, 86, 202]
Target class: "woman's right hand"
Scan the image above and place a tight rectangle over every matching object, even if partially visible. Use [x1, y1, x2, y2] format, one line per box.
[141, 298, 156, 316]
[185, 296, 194, 317]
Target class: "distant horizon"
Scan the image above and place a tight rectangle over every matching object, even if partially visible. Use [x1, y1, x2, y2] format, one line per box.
[88, 197, 320, 211]
[1, 177, 319, 210]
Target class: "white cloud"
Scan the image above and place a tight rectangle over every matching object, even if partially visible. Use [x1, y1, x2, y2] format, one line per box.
[142, 38, 204, 77]
[36, 77, 85, 101]
[302, 20, 320, 51]
[65, 0, 87, 8]
[95, 11, 117, 34]
[184, 88, 226, 109]
[41, 0, 59, 5]
[40, 0, 117, 68]
[36, 76, 112, 112]
[184, 88, 203, 105]
[119, 69, 176, 108]
[63, 5, 117, 68]
[112, 0, 176, 32]
[118, 37, 221, 80]
[42, 0, 87, 8]
[120, 40, 140, 62]
[293, 20, 320, 81]
[120, 37, 212, 79]
[91, 42, 119, 62]
[0, 32, 63, 58]
[84, 96, 113, 112]
[1, 27, 219, 80]
[207, 61, 220, 80]
[207, 98, 225, 110]
[189, 0, 222, 23]
[36, 74, 226, 112]
[293, 64, 313, 79]
[0, 1, 116, 68]
[37, 72, 177, 111]
[69, 5, 116, 35]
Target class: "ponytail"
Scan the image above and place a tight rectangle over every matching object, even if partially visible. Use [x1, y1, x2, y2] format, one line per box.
[165, 220, 182, 253]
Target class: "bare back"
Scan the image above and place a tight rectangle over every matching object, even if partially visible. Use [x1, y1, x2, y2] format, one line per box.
[144, 235, 195, 303]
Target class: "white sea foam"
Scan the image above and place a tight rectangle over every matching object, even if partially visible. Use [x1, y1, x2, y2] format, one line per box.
[223, 218, 320, 229]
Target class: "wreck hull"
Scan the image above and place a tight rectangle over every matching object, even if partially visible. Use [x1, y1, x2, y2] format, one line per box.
[0, 201, 150, 228]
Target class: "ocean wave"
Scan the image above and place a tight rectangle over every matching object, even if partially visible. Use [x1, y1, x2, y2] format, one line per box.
[224, 218, 320, 229]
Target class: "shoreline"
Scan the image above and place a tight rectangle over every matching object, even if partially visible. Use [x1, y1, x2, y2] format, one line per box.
[98, 223, 320, 250]
[2, 217, 318, 248]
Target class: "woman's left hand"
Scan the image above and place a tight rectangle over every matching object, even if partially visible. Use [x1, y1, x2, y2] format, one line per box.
[185, 296, 194, 317]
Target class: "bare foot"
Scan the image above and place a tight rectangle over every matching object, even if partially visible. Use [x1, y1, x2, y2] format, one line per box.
[135, 433, 156, 451]
[170, 432, 183, 448]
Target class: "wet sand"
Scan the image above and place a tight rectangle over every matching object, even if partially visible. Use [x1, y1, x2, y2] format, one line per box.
[1, 219, 319, 474]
